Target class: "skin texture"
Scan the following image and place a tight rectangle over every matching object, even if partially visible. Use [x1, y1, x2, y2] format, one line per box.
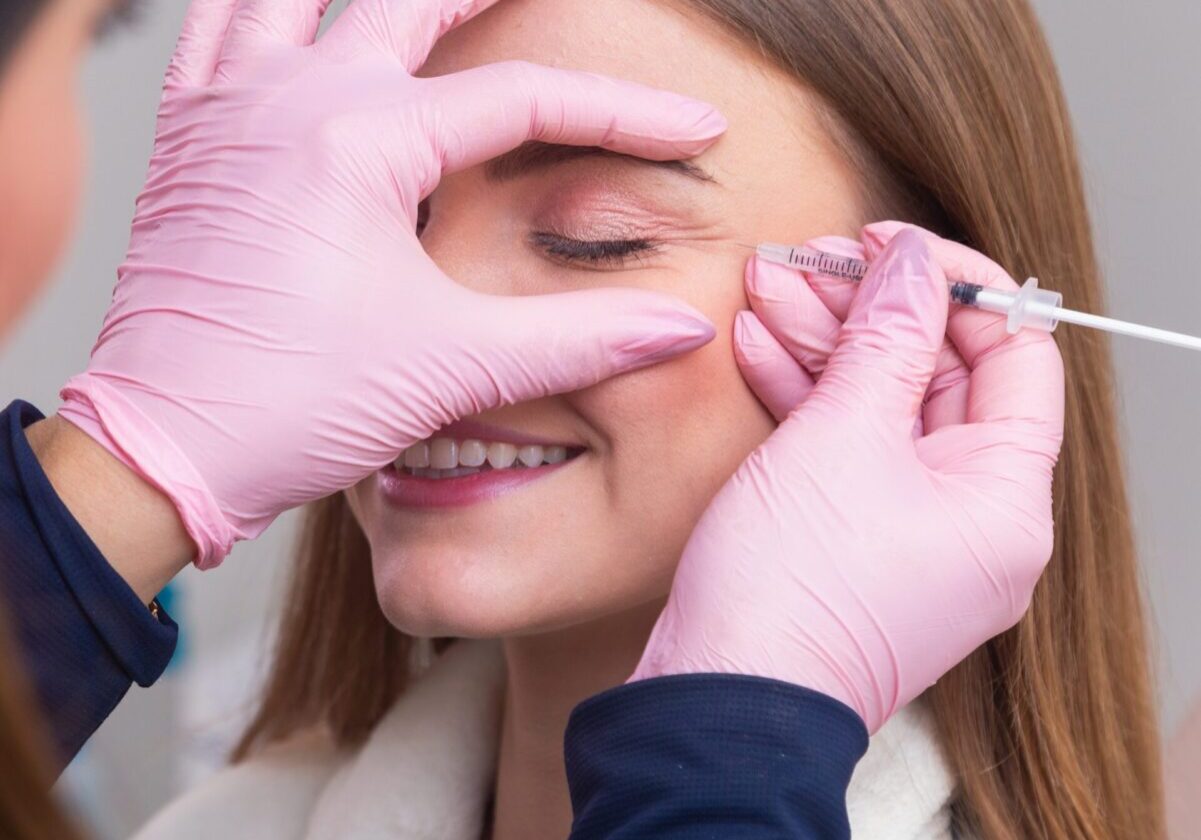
[344, 0, 864, 836]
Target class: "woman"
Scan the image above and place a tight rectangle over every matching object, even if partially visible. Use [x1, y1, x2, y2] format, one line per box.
[135, 0, 1161, 838]
[3, 0, 873, 836]
[0, 0, 1069, 835]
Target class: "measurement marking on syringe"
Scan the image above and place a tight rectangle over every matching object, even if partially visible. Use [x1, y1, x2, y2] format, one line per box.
[784, 248, 868, 281]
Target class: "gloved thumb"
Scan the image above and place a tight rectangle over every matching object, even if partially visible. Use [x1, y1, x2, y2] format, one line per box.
[810, 227, 948, 432]
[437, 285, 716, 419]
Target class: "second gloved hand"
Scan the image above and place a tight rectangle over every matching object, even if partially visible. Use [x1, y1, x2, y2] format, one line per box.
[57, 0, 726, 567]
[733, 233, 972, 435]
[631, 227, 1065, 733]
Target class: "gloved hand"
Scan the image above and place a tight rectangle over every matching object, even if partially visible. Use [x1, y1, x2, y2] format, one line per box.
[732, 233, 976, 438]
[58, 0, 726, 568]
[631, 225, 1065, 733]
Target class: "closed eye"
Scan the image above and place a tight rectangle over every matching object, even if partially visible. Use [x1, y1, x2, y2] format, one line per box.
[530, 232, 659, 269]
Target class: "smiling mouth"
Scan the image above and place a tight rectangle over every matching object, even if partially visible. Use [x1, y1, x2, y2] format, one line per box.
[394, 436, 585, 480]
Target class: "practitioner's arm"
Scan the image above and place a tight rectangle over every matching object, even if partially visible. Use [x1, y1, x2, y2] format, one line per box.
[0, 401, 177, 772]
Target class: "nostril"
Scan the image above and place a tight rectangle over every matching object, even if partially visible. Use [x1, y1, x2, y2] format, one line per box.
[416, 198, 430, 237]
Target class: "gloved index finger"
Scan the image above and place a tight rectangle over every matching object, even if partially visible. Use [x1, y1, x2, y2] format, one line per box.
[426, 62, 727, 175]
[319, 0, 503, 73]
[744, 255, 843, 377]
[793, 234, 863, 320]
[218, 0, 334, 55]
[862, 222, 1065, 432]
[165, 0, 239, 87]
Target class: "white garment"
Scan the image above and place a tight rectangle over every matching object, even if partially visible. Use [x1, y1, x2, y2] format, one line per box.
[135, 640, 957, 839]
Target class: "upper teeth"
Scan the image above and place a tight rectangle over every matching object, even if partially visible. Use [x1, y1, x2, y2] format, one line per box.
[395, 437, 569, 476]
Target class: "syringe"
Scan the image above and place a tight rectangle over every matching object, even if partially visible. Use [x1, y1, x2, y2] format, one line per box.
[754, 243, 1201, 352]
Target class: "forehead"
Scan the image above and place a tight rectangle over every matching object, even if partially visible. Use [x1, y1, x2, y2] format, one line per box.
[421, 0, 865, 234]
[424, 0, 767, 95]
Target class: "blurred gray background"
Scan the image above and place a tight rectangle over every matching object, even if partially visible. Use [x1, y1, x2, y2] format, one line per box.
[0, 1, 1196, 835]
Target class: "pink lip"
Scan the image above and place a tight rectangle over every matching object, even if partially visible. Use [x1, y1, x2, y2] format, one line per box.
[376, 458, 577, 509]
[434, 419, 579, 449]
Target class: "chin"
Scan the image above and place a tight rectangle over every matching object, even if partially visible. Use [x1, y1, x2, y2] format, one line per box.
[369, 534, 668, 640]
[370, 539, 570, 639]
[370, 543, 506, 637]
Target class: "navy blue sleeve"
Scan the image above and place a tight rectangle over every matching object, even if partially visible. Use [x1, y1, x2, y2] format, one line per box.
[0, 400, 177, 774]
[564, 673, 869, 839]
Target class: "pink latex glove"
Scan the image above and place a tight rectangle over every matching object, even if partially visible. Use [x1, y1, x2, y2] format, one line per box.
[632, 225, 1065, 733]
[57, 0, 727, 568]
[734, 233, 972, 437]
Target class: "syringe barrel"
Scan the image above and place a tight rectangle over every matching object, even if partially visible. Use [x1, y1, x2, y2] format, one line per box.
[757, 242, 1065, 335]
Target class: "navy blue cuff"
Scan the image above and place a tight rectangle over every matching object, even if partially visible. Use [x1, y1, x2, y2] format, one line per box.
[0, 400, 177, 768]
[565, 673, 868, 839]
[8, 401, 177, 684]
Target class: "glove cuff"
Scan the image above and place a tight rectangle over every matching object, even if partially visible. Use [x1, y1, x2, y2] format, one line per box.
[58, 374, 236, 569]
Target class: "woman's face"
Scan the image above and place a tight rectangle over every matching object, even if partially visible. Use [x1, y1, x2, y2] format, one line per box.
[346, 0, 864, 638]
[0, 0, 118, 337]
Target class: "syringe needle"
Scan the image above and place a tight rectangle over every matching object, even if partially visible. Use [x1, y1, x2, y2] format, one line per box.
[1051, 307, 1201, 352]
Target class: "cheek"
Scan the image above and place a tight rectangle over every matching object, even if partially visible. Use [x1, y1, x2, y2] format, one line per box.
[352, 218, 775, 636]
[0, 26, 86, 335]
[347, 320, 775, 640]
[569, 275, 776, 588]
[584, 345, 774, 497]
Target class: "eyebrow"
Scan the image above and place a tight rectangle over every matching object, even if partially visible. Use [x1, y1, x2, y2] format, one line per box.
[484, 142, 716, 185]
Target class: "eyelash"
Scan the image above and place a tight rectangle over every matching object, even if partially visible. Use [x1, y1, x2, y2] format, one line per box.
[417, 204, 657, 269]
[529, 232, 659, 268]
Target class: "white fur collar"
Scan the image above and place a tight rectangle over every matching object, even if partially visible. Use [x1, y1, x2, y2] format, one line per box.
[136, 640, 957, 839]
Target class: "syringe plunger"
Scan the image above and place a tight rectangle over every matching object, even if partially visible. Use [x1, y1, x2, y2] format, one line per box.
[955, 277, 1063, 334]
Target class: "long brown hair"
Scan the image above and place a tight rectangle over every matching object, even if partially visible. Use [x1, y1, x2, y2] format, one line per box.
[236, 2, 1164, 837]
